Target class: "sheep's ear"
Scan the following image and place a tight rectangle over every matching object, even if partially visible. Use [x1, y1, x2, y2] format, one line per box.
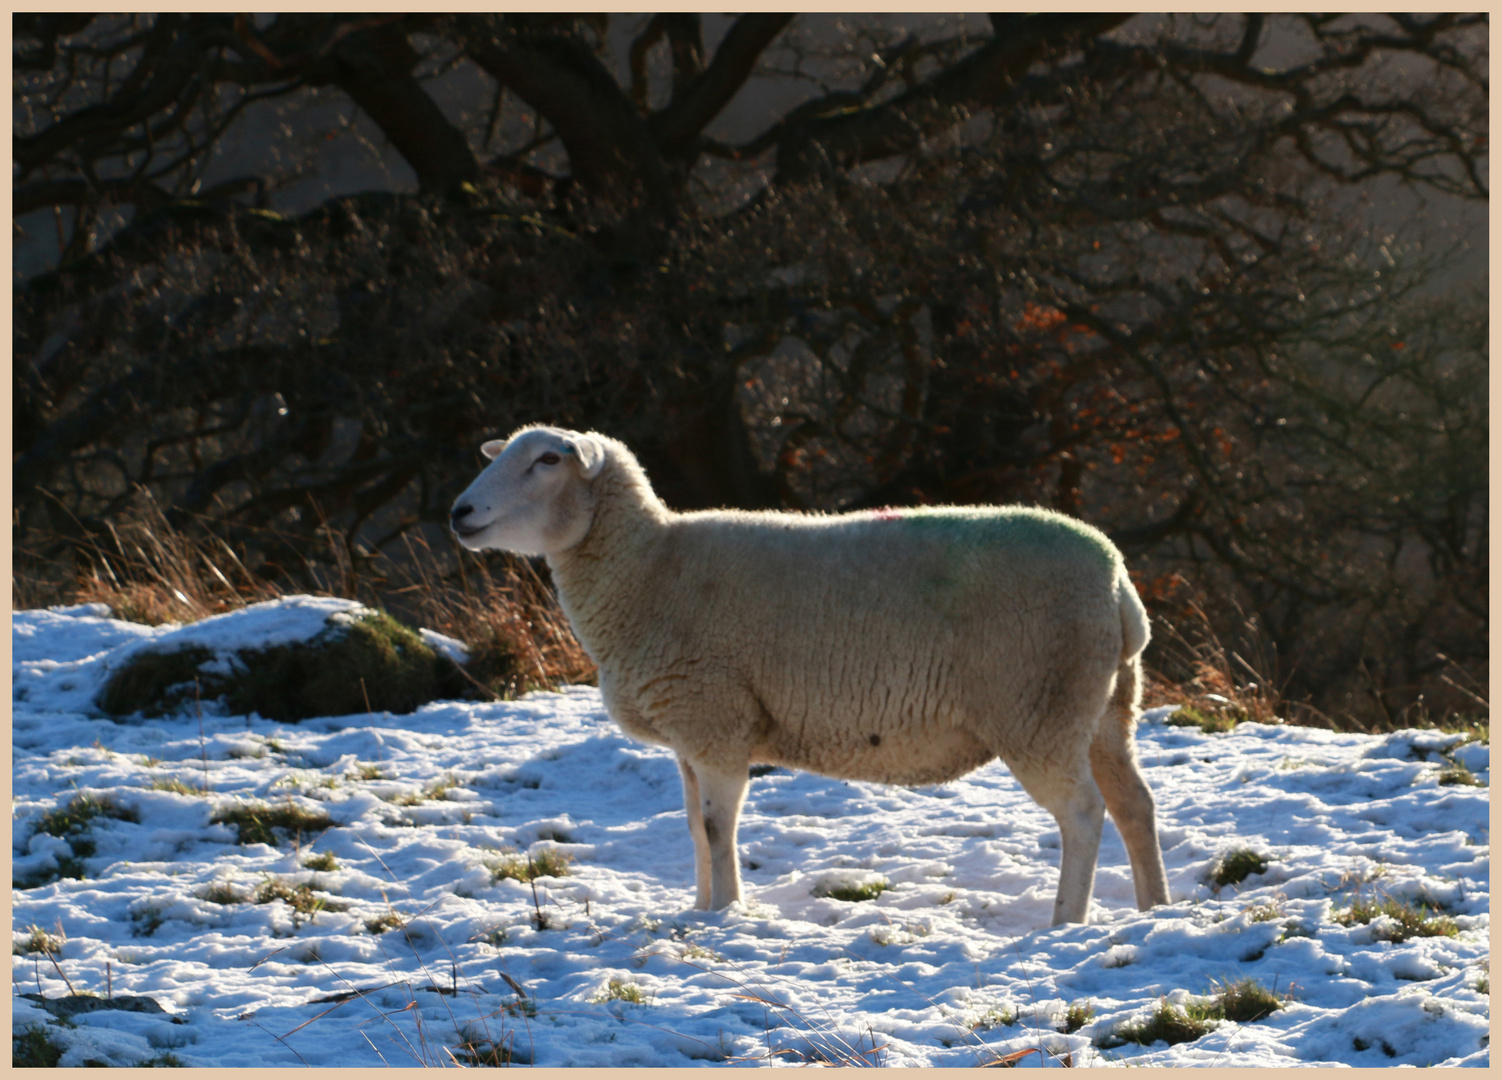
[480, 439, 507, 460]
[565, 433, 608, 479]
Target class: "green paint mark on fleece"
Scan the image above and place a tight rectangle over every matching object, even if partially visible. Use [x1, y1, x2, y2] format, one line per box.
[872, 505, 1119, 572]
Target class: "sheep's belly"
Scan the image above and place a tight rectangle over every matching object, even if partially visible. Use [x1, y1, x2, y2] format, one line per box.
[754, 725, 995, 786]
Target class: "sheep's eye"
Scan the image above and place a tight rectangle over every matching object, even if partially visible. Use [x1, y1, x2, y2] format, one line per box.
[537, 452, 562, 466]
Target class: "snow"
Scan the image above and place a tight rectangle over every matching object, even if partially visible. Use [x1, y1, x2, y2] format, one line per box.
[11, 598, 1490, 1067]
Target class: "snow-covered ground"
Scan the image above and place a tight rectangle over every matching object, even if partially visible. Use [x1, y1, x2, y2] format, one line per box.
[12, 599, 1490, 1067]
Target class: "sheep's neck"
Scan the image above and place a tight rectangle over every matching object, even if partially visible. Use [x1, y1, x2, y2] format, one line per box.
[546, 468, 667, 661]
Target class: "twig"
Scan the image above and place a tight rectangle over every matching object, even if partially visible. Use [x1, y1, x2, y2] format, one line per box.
[44, 947, 77, 996]
[194, 679, 211, 790]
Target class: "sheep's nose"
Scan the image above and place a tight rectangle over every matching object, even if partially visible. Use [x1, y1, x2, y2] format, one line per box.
[451, 504, 474, 526]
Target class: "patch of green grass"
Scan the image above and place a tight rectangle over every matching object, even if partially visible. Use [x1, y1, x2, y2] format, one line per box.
[225, 611, 453, 721]
[13, 1023, 66, 1068]
[13, 924, 65, 956]
[815, 878, 890, 902]
[1437, 764, 1484, 787]
[592, 979, 649, 1005]
[391, 775, 459, 806]
[20, 793, 140, 887]
[364, 911, 407, 934]
[210, 800, 333, 846]
[302, 851, 340, 872]
[485, 846, 573, 883]
[1108, 999, 1218, 1047]
[1167, 706, 1239, 734]
[1334, 895, 1458, 942]
[136, 1052, 187, 1067]
[1059, 1000, 1094, 1033]
[1211, 848, 1269, 887]
[1212, 977, 1285, 1022]
[200, 881, 245, 905]
[98, 611, 456, 722]
[351, 762, 387, 781]
[452, 1040, 516, 1067]
[1103, 978, 1284, 1048]
[36, 793, 140, 837]
[96, 646, 216, 717]
[253, 878, 348, 919]
[969, 1005, 1016, 1032]
[1243, 900, 1283, 922]
[131, 905, 167, 937]
[150, 777, 210, 796]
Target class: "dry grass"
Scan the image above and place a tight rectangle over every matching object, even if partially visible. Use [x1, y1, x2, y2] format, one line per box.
[390, 534, 596, 699]
[1333, 895, 1459, 943]
[1143, 601, 1290, 728]
[484, 846, 574, 884]
[15, 500, 595, 703]
[52, 497, 280, 625]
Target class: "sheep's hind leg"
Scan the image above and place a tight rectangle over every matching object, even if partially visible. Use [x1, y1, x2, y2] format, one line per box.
[677, 757, 714, 910]
[691, 761, 750, 910]
[1089, 662, 1170, 911]
[1009, 755, 1106, 925]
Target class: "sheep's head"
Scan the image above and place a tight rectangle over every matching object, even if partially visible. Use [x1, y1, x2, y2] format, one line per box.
[450, 426, 609, 556]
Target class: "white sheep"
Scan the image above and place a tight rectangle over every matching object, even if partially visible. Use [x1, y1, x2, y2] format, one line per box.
[451, 425, 1171, 925]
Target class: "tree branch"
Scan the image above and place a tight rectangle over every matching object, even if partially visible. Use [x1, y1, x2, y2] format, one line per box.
[649, 13, 793, 158]
[772, 13, 1130, 182]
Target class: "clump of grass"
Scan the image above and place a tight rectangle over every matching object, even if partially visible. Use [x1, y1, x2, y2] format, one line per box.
[210, 800, 333, 846]
[149, 777, 209, 796]
[485, 846, 573, 883]
[13, 1023, 66, 1068]
[815, 877, 890, 903]
[351, 762, 387, 781]
[1059, 1000, 1094, 1033]
[1105, 978, 1284, 1048]
[1210, 848, 1269, 887]
[223, 611, 452, 721]
[453, 1039, 517, 1067]
[1212, 977, 1285, 1022]
[21, 793, 141, 886]
[36, 793, 140, 837]
[592, 979, 649, 1005]
[1243, 900, 1283, 922]
[397, 536, 596, 699]
[101, 610, 456, 722]
[1334, 895, 1458, 942]
[1167, 706, 1239, 734]
[131, 905, 167, 937]
[14, 924, 65, 956]
[364, 911, 407, 934]
[66, 498, 280, 627]
[969, 1005, 1016, 1031]
[200, 882, 245, 905]
[302, 851, 340, 872]
[253, 878, 348, 920]
[1437, 763, 1484, 787]
[1108, 999, 1219, 1047]
[1476, 961, 1488, 995]
[136, 1051, 187, 1067]
[1143, 600, 1288, 727]
[391, 775, 459, 806]
[96, 647, 216, 717]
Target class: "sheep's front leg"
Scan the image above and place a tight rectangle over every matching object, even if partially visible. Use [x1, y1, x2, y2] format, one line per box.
[691, 761, 750, 910]
[677, 756, 713, 910]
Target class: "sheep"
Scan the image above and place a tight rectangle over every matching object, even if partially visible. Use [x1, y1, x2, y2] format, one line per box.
[450, 425, 1171, 925]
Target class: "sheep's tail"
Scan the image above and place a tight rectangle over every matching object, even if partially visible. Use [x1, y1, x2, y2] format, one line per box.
[1115, 564, 1150, 663]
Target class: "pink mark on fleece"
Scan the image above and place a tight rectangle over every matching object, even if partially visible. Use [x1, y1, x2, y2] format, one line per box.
[872, 508, 904, 521]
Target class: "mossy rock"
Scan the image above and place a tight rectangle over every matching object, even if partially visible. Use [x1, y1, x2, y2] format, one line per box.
[99, 610, 464, 722]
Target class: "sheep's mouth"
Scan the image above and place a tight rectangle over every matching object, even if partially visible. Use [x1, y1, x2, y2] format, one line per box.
[450, 522, 487, 538]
